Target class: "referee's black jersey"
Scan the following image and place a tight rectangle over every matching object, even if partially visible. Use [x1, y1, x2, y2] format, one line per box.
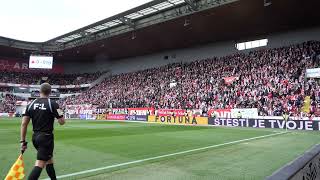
[23, 98, 63, 133]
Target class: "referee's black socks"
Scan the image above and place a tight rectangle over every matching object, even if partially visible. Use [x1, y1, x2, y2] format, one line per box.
[46, 163, 57, 180]
[28, 166, 42, 180]
[28, 164, 56, 180]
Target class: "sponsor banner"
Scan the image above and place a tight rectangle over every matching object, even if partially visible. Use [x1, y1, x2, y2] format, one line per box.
[127, 108, 154, 115]
[306, 68, 320, 78]
[0, 59, 64, 73]
[79, 114, 96, 120]
[125, 115, 147, 121]
[231, 108, 258, 118]
[111, 108, 128, 115]
[107, 114, 126, 120]
[208, 109, 232, 118]
[148, 115, 208, 125]
[95, 114, 106, 120]
[156, 109, 186, 116]
[209, 118, 320, 131]
[79, 114, 87, 119]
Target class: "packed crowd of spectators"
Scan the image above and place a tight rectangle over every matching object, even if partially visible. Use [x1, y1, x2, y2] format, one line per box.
[0, 71, 104, 85]
[0, 70, 104, 113]
[60, 41, 320, 116]
[0, 93, 23, 113]
[0, 41, 319, 115]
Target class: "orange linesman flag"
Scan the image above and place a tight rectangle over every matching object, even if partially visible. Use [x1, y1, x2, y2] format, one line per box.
[5, 154, 25, 180]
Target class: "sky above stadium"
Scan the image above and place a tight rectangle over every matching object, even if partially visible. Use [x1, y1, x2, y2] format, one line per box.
[0, 0, 152, 42]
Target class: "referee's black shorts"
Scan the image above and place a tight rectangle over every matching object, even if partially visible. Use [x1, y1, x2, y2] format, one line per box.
[32, 132, 54, 161]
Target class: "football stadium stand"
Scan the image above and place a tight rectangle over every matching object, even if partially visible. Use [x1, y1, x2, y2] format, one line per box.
[59, 41, 320, 117]
[0, 41, 319, 116]
[0, 93, 24, 113]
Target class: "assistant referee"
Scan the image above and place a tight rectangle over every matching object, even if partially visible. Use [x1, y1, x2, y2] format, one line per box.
[20, 83, 65, 180]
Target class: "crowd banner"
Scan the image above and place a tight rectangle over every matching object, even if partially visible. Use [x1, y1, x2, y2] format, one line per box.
[65, 104, 97, 119]
[207, 109, 232, 118]
[127, 108, 154, 115]
[207, 108, 258, 118]
[31, 92, 60, 98]
[156, 109, 186, 116]
[96, 108, 106, 114]
[148, 115, 208, 125]
[191, 109, 202, 116]
[107, 114, 126, 120]
[231, 108, 258, 118]
[111, 108, 128, 115]
[306, 68, 320, 78]
[125, 115, 148, 121]
[223, 76, 238, 85]
[209, 118, 320, 131]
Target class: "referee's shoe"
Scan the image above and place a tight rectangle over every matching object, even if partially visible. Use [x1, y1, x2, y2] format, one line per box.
[20, 83, 65, 180]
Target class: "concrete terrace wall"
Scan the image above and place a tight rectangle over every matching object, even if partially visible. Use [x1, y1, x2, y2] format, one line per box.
[62, 54, 111, 74]
[62, 27, 320, 74]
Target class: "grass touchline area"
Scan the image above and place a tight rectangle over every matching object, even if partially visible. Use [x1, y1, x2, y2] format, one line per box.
[0, 119, 319, 180]
[46, 131, 287, 179]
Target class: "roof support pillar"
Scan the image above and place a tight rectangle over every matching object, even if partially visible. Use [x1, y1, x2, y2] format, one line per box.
[184, 0, 198, 11]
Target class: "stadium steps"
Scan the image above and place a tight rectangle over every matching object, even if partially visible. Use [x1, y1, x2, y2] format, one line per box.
[89, 71, 111, 89]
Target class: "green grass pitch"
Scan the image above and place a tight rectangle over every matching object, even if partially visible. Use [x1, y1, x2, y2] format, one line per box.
[0, 118, 319, 180]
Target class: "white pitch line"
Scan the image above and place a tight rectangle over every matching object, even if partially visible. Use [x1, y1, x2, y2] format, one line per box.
[44, 131, 287, 179]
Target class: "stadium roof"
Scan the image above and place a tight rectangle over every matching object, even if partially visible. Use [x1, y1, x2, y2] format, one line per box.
[0, 0, 238, 51]
[0, 0, 319, 61]
[52, 0, 187, 43]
